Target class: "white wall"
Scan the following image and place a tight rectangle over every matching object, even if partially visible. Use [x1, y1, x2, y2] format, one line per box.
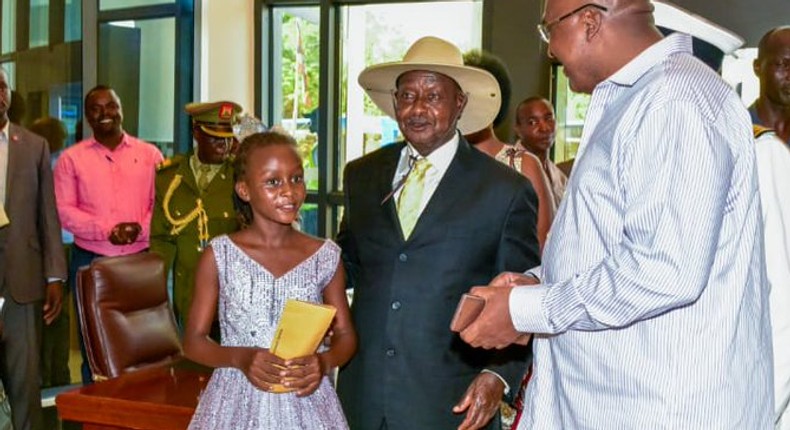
[200, 0, 255, 113]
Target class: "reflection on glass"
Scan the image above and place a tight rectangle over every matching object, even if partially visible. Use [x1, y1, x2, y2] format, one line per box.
[30, 0, 49, 48]
[99, 18, 175, 156]
[1, 62, 15, 89]
[722, 48, 759, 106]
[299, 203, 318, 236]
[2, 0, 17, 54]
[552, 65, 589, 164]
[273, 7, 321, 192]
[337, 1, 482, 176]
[65, 0, 81, 42]
[100, 0, 173, 11]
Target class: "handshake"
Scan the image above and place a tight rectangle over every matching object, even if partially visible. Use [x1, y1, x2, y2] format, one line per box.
[450, 271, 538, 349]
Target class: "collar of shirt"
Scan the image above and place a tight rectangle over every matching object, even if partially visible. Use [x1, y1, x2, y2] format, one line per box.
[393, 131, 459, 186]
[88, 133, 132, 152]
[605, 33, 693, 88]
[190, 153, 222, 179]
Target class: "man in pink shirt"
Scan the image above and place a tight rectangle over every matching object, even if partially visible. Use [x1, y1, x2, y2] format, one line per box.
[53, 85, 162, 382]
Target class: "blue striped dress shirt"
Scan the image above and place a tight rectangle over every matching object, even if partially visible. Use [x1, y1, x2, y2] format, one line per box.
[511, 34, 774, 429]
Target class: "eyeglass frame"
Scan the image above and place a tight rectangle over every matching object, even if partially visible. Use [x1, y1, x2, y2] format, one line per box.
[537, 3, 609, 43]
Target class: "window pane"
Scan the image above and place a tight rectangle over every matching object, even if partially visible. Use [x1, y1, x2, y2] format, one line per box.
[338, 1, 483, 174]
[65, 0, 81, 42]
[272, 7, 321, 192]
[2, 0, 16, 54]
[299, 203, 318, 236]
[2, 62, 15, 89]
[30, 0, 49, 48]
[552, 65, 588, 164]
[99, 18, 175, 156]
[100, 0, 173, 11]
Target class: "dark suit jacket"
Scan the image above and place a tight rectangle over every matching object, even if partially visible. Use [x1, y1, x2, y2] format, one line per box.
[0, 124, 66, 302]
[337, 137, 540, 430]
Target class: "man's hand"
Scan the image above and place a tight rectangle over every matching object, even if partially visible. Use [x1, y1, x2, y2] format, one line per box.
[109, 222, 142, 245]
[460, 285, 531, 350]
[489, 271, 539, 288]
[452, 372, 505, 430]
[43, 281, 63, 325]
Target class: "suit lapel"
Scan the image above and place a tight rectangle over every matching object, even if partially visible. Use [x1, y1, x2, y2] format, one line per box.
[378, 143, 405, 238]
[179, 155, 201, 195]
[5, 124, 22, 203]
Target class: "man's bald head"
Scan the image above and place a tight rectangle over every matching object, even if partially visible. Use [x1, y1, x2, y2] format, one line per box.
[754, 26, 790, 111]
[758, 26, 790, 59]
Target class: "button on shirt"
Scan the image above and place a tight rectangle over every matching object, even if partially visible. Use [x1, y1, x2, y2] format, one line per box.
[511, 34, 773, 429]
[54, 134, 163, 256]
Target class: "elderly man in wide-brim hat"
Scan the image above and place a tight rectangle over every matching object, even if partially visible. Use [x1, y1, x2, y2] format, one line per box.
[336, 36, 540, 430]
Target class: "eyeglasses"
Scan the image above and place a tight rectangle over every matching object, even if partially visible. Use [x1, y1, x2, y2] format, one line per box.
[537, 3, 608, 43]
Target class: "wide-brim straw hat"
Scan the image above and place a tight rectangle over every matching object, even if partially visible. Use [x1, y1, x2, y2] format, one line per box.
[358, 36, 501, 135]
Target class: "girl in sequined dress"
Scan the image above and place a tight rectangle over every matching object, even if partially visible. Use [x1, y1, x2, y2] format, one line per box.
[184, 131, 356, 430]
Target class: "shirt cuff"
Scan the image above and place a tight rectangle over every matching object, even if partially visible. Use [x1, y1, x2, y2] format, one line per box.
[480, 369, 510, 396]
[525, 265, 542, 281]
[509, 285, 552, 334]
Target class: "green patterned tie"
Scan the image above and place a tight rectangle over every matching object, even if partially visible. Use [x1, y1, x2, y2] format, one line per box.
[397, 158, 432, 239]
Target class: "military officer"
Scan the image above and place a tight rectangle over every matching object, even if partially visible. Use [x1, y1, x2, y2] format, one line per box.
[150, 101, 242, 327]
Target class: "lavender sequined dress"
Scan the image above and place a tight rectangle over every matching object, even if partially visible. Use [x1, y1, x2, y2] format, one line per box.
[188, 235, 349, 430]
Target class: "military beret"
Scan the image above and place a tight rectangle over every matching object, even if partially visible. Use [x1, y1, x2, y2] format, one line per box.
[185, 101, 242, 138]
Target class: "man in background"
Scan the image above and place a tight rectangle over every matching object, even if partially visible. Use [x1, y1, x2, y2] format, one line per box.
[752, 26, 790, 144]
[150, 101, 241, 328]
[54, 85, 163, 383]
[0, 67, 67, 430]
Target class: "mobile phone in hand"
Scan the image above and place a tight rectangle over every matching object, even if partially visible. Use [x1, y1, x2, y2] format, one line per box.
[450, 294, 485, 332]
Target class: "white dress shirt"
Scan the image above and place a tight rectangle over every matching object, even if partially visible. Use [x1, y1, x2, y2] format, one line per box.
[511, 34, 773, 429]
[392, 132, 459, 219]
[755, 130, 790, 430]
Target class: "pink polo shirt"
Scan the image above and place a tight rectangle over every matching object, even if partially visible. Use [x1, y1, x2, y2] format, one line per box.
[54, 134, 163, 256]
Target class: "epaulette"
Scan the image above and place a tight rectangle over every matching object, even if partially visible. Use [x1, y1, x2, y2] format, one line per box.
[753, 125, 775, 140]
[156, 155, 184, 172]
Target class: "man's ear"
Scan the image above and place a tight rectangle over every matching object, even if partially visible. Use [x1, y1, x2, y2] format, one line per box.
[753, 58, 762, 78]
[583, 8, 604, 41]
[235, 181, 250, 202]
[457, 92, 469, 121]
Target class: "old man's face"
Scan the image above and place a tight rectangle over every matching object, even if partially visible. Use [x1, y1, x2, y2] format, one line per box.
[393, 70, 467, 156]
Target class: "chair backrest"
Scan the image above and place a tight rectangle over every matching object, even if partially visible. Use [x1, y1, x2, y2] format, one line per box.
[76, 253, 182, 379]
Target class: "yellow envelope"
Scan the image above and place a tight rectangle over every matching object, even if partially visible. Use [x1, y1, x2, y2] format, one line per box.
[269, 299, 336, 393]
[0, 205, 9, 228]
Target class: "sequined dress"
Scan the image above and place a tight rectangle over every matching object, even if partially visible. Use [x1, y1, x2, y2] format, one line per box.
[188, 235, 349, 430]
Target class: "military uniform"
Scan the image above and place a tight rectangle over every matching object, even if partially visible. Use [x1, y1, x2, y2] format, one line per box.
[150, 154, 238, 322]
[150, 100, 242, 323]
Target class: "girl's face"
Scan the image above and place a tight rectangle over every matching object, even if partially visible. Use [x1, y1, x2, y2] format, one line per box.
[236, 144, 305, 226]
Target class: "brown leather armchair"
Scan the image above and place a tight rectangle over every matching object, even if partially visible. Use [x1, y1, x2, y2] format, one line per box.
[75, 253, 182, 380]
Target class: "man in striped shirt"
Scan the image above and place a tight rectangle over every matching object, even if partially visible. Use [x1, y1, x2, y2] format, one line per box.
[460, 0, 774, 428]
